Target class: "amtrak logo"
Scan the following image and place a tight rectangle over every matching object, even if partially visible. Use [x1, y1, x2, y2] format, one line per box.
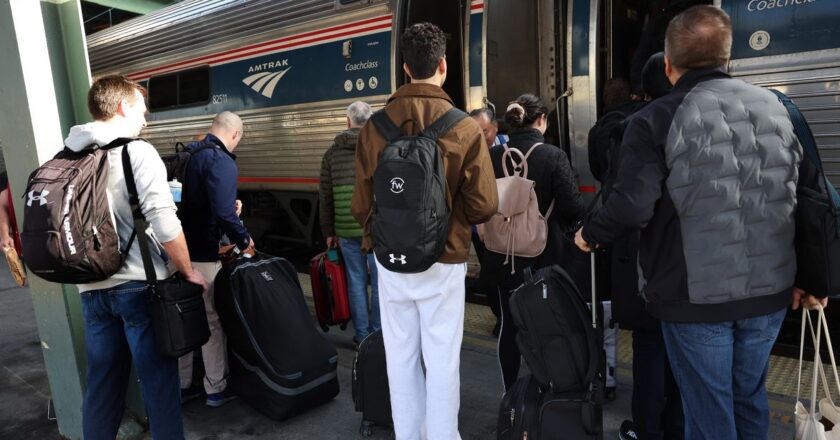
[389, 254, 407, 265]
[242, 66, 292, 99]
[260, 271, 274, 281]
[389, 177, 405, 194]
[27, 190, 49, 207]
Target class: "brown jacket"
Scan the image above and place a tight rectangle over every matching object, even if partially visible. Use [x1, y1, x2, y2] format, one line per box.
[350, 83, 498, 264]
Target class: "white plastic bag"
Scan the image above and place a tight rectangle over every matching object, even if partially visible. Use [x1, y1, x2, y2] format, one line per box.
[795, 307, 840, 440]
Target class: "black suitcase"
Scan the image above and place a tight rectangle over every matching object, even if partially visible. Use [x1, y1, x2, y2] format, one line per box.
[502, 258, 604, 440]
[497, 374, 541, 439]
[498, 375, 603, 440]
[352, 330, 392, 437]
[215, 252, 340, 420]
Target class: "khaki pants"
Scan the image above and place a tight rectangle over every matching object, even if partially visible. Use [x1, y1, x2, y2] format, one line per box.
[178, 261, 227, 394]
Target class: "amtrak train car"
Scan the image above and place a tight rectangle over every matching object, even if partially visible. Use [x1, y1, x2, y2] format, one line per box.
[87, 0, 838, 253]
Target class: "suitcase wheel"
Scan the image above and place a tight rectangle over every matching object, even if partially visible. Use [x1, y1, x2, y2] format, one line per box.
[321, 324, 330, 333]
[359, 420, 374, 437]
[340, 322, 348, 331]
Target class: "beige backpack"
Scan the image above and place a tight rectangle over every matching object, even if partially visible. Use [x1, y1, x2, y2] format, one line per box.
[478, 143, 554, 273]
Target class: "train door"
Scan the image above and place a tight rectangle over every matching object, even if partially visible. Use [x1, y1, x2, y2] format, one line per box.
[481, 0, 566, 144]
[396, 0, 469, 110]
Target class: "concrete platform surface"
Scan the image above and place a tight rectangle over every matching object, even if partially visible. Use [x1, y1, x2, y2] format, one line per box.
[0, 261, 797, 439]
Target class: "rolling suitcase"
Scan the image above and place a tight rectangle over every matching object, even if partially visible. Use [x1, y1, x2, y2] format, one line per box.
[500, 257, 604, 440]
[352, 330, 392, 437]
[215, 252, 340, 420]
[309, 248, 351, 331]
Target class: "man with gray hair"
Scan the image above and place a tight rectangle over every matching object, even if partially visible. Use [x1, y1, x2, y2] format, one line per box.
[319, 101, 379, 346]
[575, 5, 824, 438]
[179, 110, 254, 407]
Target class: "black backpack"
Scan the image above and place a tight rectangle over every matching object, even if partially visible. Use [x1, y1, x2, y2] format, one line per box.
[369, 108, 466, 273]
[160, 142, 214, 214]
[22, 138, 137, 283]
[509, 265, 603, 394]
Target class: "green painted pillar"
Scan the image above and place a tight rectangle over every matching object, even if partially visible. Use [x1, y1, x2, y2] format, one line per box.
[0, 1, 146, 438]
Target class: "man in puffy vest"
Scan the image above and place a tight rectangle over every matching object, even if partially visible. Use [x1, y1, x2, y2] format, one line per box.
[319, 101, 380, 346]
[351, 22, 497, 440]
[64, 75, 207, 439]
[576, 6, 823, 438]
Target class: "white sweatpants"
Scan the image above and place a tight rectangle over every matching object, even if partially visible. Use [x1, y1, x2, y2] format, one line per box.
[376, 261, 466, 440]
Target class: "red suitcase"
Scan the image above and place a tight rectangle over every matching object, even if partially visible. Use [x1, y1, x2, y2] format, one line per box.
[309, 249, 351, 331]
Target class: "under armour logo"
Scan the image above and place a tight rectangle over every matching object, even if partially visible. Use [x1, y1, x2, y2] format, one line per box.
[389, 254, 407, 265]
[390, 177, 405, 194]
[27, 190, 49, 207]
[260, 271, 273, 281]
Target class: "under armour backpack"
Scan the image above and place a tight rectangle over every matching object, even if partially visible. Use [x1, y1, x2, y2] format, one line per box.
[22, 138, 136, 284]
[369, 107, 466, 273]
[479, 143, 554, 273]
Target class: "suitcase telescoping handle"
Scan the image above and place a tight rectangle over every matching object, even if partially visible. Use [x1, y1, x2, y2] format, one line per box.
[590, 253, 597, 329]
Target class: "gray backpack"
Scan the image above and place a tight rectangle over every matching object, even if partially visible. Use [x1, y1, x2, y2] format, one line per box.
[369, 107, 466, 273]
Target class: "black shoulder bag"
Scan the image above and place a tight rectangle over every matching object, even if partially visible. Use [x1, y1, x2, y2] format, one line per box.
[772, 89, 840, 298]
[121, 145, 210, 357]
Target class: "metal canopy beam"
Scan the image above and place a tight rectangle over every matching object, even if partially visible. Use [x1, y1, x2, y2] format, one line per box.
[82, 0, 173, 15]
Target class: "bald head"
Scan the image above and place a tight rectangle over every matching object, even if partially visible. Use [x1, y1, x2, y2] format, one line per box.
[209, 111, 244, 151]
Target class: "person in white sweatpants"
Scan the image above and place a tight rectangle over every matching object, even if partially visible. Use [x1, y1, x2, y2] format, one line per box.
[377, 261, 466, 440]
[350, 23, 498, 440]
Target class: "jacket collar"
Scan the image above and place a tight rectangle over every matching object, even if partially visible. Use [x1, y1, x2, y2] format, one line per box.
[203, 134, 236, 160]
[387, 83, 455, 105]
[672, 67, 730, 94]
[508, 128, 544, 146]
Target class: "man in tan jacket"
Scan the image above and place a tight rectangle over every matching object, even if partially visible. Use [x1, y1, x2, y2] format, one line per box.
[351, 22, 497, 440]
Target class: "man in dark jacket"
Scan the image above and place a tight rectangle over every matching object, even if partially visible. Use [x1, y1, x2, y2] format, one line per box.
[575, 6, 821, 438]
[179, 111, 253, 407]
[319, 101, 379, 346]
[351, 22, 498, 440]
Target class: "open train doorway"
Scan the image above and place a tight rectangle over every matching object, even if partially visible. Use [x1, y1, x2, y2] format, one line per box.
[396, 0, 469, 110]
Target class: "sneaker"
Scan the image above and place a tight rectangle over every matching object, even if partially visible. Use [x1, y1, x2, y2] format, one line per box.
[619, 420, 640, 440]
[180, 385, 204, 406]
[206, 390, 237, 407]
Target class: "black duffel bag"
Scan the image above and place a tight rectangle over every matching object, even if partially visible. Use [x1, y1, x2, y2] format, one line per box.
[772, 90, 840, 298]
[122, 147, 209, 358]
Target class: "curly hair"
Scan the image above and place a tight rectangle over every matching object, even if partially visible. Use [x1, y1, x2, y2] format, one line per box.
[400, 22, 448, 80]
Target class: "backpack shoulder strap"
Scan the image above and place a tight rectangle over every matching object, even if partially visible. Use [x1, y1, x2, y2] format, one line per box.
[101, 137, 142, 150]
[421, 108, 468, 142]
[370, 109, 402, 143]
[771, 89, 840, 215]
[523, 142, 544, 162]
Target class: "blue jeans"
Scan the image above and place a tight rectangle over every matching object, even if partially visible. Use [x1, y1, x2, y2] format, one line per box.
[339, 238, 380, 341]
[661, 308, 786, 440]
[81, 281, 184, 440]
[632, 325, 683, 440]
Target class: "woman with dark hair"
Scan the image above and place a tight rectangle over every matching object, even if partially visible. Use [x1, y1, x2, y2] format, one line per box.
[480, 93, 586, 391]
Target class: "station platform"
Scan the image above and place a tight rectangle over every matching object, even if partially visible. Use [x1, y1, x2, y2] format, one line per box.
[0, 263, 806, 439]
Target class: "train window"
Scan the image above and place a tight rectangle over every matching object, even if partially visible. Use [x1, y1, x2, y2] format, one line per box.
[148, 66, 210, 111]
[148, 74, 177, 110]
[179, 67, 210, 105]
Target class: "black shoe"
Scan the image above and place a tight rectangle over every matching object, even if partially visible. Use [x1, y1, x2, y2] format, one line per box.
[619, 420, 639, 440]
[180, 384, 204, 406]
[492, 318, 501, 338]
[605, 386, 616, 402]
